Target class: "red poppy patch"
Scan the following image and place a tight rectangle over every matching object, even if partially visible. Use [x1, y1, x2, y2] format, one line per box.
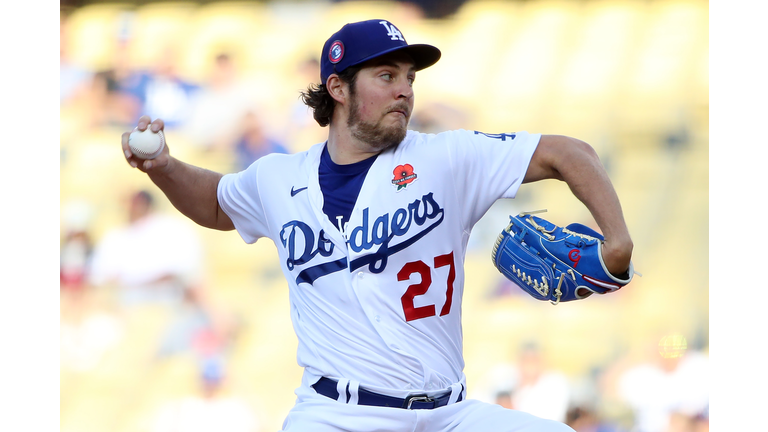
[392, 164, 417, 191]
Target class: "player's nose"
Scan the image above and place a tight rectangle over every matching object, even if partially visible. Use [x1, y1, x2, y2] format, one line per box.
[396, 79, 414, 100]
[400, 86, 414, 100]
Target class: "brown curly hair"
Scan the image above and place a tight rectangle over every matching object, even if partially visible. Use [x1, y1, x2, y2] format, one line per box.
[299, 65, 362, 127]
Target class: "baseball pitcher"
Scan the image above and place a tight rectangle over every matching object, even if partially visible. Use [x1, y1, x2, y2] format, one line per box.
[121, 19, 634, 432]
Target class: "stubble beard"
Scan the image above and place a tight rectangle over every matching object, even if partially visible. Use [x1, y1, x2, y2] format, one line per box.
[347, 93, 408, 152]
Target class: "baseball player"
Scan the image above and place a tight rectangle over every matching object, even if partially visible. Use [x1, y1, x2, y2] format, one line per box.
[121, 19, 633, 432]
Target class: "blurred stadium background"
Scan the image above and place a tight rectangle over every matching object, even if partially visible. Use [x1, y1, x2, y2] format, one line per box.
[60, 0, 708, 431]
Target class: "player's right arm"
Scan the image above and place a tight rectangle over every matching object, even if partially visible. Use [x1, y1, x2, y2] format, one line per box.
[121, 116, 235, 231]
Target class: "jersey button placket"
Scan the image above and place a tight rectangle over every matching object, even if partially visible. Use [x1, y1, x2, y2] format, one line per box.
[354, 271, 380, 327]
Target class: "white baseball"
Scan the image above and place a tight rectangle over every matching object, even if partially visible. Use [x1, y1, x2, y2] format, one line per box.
[128, 127, 166, 160]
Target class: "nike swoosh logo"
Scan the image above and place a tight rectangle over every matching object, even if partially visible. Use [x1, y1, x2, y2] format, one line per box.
[291, 186, 308, 197]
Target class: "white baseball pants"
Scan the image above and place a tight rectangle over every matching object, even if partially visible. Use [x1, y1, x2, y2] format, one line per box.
[280, 384, 575, 432]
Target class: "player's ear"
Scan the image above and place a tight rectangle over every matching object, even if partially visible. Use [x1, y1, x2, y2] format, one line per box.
[326, 75, 347, 104]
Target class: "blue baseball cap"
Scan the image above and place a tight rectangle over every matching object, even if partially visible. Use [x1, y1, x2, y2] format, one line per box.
[320, 19, 441, 84]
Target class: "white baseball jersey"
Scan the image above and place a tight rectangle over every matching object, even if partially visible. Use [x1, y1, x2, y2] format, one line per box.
[217, 129, 540, 397]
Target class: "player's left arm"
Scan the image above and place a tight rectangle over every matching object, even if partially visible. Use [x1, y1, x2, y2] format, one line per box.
[523, 134, 633, 276]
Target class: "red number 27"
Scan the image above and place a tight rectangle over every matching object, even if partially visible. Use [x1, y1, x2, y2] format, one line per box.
[398, 251, 455, 322]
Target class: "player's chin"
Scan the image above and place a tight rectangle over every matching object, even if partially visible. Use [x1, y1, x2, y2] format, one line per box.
[385, 115, 410, 133]
[387, 111, 410, 125]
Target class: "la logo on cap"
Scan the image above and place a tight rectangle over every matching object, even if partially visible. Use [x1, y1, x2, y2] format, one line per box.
[329, 40, 344, 64]
[379, 21, 405, 41]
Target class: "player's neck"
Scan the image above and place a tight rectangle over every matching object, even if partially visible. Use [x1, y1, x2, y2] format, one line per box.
[326, 124, 381, 165]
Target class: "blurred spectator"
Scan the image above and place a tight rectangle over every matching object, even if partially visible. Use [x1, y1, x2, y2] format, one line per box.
[150, 357, 260, 432]
[93, 40, 198, 129]
[233, 111, 290, 171]
[611, 340, 709, 432]
[566, 406, 625, 432]
[510, 342, 572, 422]
[92, 39, 151, 128]
[665, 412, 697, 432]
[478, 341, 571, 422]
[61, 200, 95, 293]
[143, 47, 200, 129]
[664, 408, 708, 432]
[494, 390, 513, 410]
[60, 199, 124, 373]
[87, 190, 241, 360]
[182, 52, 259, 150]
[61, 229, 93, 290]
[155, 286, 242, 361]
[154, 286, 212, 359]
[88, 190, 205, 308]
[692, 407, 708, 432]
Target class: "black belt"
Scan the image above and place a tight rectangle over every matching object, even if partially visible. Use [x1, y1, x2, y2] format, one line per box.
[312, 377, 463, 410]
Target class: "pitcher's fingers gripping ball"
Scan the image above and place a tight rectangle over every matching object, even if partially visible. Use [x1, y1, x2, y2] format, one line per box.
[128, 127, 165, 160]
[492, 210, 636, 304]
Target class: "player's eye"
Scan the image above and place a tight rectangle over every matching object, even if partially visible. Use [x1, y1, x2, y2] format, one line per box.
[380, 73, 392, 81]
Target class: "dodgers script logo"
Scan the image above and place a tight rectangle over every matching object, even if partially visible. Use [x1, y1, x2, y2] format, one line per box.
[279, 192, 445, 285]
[280, 223, 334, 271]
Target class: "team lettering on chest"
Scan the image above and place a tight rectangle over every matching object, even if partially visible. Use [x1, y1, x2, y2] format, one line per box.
[278, 192, 445, 284]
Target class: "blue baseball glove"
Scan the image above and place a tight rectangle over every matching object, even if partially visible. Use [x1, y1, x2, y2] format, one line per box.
[492, 210, 635, 304]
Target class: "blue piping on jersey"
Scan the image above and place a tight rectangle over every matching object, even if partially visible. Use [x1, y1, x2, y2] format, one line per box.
[296, 257, 349, 285]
